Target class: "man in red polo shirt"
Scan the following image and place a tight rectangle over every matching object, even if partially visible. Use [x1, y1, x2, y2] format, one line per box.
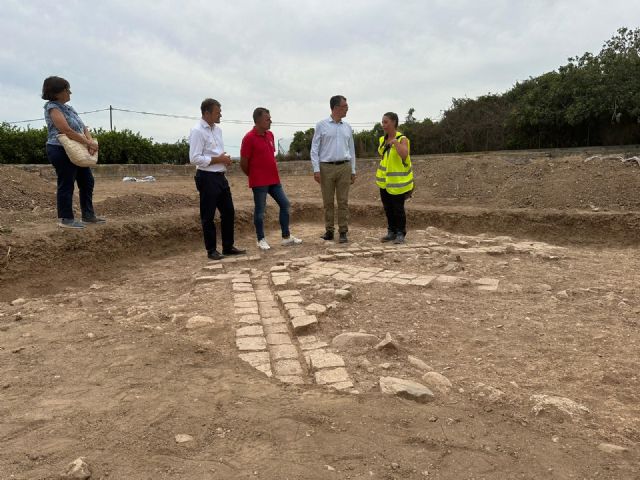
[240, 107, 302, 251]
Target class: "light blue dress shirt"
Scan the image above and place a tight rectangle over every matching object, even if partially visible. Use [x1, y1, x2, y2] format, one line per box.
[310, 117, 356, 174]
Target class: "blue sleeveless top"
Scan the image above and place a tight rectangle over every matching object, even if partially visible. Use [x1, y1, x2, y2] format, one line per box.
[44, 101, 86, 146]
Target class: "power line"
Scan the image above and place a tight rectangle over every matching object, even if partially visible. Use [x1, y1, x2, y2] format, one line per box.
[7, 108, 110, 124]
[6, 106, 378, 129]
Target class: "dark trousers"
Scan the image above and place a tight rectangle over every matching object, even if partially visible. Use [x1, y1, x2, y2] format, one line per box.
[195, 170, 235, 253]
[380, 188, 407, 235]
[46, 143, 95, 220]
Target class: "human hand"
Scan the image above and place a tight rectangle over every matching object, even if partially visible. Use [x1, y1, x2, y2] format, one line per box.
[87, 140, 99, 155]
[313, 172, 321, 184]
[351, 173, 356, 184]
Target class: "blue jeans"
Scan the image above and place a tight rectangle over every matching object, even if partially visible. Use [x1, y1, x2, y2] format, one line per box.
[252, 184, 290, 240]
[46, 143, 95, 220]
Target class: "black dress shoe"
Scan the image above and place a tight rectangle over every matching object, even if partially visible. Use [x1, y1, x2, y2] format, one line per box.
[222, 246, 246, 255]
[208, 250, 224, 261]
[320, 231, 334, 241]
[338, 232, 348, 243]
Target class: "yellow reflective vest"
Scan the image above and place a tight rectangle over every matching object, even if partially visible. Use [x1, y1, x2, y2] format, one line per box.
[376, 132, 414, 195]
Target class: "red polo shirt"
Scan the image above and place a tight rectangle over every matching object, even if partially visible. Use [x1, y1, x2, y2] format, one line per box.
[240, 128, 281, 188]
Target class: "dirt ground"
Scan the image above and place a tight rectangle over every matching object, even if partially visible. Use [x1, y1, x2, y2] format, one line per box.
[1, 152, 639, 479]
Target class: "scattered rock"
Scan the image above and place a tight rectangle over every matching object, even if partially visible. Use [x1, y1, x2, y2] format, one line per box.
[375, 332, 399, 351]
[175, 434, 194, 443]
[10, 298, 26, 306]
[379, 376, 435, 403]
[597, 443, 629, 454]
[332, 332, 379, 348]
[530, 394, 590, 419]
[407, 355, 433, 371]
[62, 457, 91, 479]
[334, 289, 352, 300]
[421, 372, 453, 393]
[185, 315, 216, 329]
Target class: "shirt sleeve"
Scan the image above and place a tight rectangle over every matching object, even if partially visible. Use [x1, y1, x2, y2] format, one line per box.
[348, 124, 356, 174]
[240, 133, 252, 160]
[189, 127, 210, 167]
[310, 122, 322, 173]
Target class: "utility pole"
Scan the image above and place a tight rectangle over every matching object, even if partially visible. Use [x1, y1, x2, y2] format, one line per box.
[109, 105, 113, 131]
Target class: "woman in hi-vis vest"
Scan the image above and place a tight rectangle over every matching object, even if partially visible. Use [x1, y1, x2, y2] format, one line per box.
[376, 112, 414, 244]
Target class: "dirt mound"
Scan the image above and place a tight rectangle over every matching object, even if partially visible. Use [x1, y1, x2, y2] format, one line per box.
[96, 192, 195, 216]
[0, 166, 54, 211]
[350, 154, 640, 211]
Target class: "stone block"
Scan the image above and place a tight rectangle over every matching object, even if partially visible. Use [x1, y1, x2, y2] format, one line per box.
[291, 315, 318, 334]
[264, 323, 289, 334]
[238, 314, 262, 325]
[274, 360, 304, 376]
[266, 333, 292, 345]
[308, 351, 345, 370]
[234, 301, 259, 309]
[270, 344, 299, 360]
[238, 352, 270, 367]
[315, 367, 350, 385]
[236, 336, 267, 351]
[236, 325, 264, 337]
[411, 276, 436, 287]
[234, 307, 259, 315]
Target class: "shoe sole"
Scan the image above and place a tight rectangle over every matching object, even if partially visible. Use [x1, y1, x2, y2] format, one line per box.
[58, 224, 85, 229]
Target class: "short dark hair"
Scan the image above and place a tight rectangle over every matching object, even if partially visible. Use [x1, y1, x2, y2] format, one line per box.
[253, 107, 270, 123]
[383, 112, 399, 128]
[201, 98, 221, 115]
[330, 95, 347, 110]
[41, 76, 70, 101]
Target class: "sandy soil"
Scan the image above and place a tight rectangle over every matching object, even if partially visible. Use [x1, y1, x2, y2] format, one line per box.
[0, 153, 639, 479]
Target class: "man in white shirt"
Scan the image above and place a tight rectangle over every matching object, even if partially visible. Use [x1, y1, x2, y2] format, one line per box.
[189, 98, 245, 260]
[310, 95, 357, 243]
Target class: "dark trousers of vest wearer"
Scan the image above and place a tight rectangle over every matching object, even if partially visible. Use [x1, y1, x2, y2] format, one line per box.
[194, 170, 235, 253]
[380, 188, 407, 235]
[46, 143, 96, 220]
[319, 162, 351, 234]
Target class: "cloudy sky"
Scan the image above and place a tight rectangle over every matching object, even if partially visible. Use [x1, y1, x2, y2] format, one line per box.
[1, 0, 638, 156]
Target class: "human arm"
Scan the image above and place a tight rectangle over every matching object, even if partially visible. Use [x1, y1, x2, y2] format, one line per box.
[50, 108, 96, 151]
[310, 123, 322, 175]
[392, 136, 409, 160]
[240, 157, 250, 176]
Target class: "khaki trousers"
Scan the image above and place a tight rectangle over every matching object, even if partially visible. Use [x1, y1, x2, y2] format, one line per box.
[319, 162, 351, 234]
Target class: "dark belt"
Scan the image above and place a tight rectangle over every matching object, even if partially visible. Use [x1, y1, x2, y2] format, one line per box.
[198, 170, 225, 175]
[323, 160, 348, 165]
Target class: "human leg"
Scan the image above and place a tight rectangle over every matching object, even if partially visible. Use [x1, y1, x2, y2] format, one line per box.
[75, 166, 100, 221]
[319, 163, 336, 234]
[380, 188, 397, 241]
[252, 186, 269, 241]
[47, 144, 77, 221]
[195, 171, 220, 254]
[268, 184, 291, 238]
[335, 162, 351, 235]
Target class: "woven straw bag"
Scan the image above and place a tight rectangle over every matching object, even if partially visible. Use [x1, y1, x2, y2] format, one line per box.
[57, 134, 98, 167]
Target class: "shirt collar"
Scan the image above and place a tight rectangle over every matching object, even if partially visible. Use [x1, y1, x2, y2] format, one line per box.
[328, 116, 342, 124]
[200, 118, 215, 130]
[252, 126, 268, 137]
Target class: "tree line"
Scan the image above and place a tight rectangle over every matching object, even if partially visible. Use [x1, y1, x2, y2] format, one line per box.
[289, 27, 640, 159]
[0, 125, 189, 165]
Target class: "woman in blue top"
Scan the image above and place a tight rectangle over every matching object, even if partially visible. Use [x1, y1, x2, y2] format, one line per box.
[42, 76, 105, 229]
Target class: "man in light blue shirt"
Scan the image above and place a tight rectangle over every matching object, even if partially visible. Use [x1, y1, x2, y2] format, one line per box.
[310, 95, 357, 243]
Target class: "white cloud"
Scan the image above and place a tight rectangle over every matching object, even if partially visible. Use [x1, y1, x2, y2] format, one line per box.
[1, 0, 638, 156]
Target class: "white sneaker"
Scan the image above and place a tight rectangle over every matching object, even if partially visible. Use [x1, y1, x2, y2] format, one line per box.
[281, 235, 303, 246]
[257, 238, 271, 250]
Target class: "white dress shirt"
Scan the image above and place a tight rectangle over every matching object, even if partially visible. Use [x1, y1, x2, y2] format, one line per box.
[310, 117, 356, 174]
[189, 118, 226, 172]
